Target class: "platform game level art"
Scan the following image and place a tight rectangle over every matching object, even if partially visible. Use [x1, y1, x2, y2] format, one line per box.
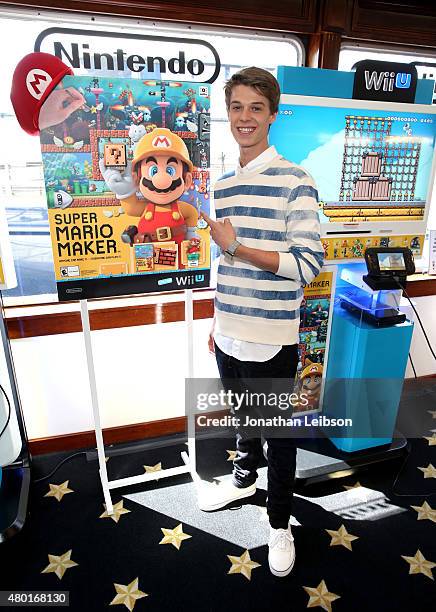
[39, 75, 211, 300]
[271, 100, 436, 227]
[293, 270, 335, 415]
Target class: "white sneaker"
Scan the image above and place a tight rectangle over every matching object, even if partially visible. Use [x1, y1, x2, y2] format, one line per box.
[197, 480, 256, 511]
[268, 526, 295, 577]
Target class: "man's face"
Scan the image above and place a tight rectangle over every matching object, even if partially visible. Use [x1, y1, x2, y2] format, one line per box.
[138, 154, 191, 205]
[227, 84, 277, 159]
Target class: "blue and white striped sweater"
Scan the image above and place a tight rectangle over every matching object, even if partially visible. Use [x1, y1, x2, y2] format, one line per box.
[214, 155, 324, 345]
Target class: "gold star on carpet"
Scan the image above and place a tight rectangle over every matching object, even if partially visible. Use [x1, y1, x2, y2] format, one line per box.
[303, 580, 340, 612]
[100, 500, 131, 523]
[227, 550, 261, 580]
[343, 481, 361, 490]
[418, 464, 436, 479]
[90, 106, 97, 113]
[427, 410, 436, 419]
[325, 525, 359, 551]
[401, 550, 436, 580]
[44, 481, 74, 502]
[411, 501, 436, 523]
[143, 463, 162, 473]
[226, 450, 237, 461]
[159, 523, 191, 550]
[41, 550, 78, 580]
[423, 434, 436, 446]
[109, 578, 148, 611]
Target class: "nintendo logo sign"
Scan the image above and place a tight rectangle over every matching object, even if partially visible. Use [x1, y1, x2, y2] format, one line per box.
[34, 28, 221, 83]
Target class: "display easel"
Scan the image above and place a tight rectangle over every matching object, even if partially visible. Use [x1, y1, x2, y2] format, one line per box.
[80, 289, 199, 515]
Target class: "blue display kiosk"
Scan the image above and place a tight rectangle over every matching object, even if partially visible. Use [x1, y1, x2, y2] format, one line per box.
[268, 63, 435, 481]
[324, 298, 413, 452]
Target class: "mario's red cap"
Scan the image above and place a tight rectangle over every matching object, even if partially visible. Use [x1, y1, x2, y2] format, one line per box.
[10, 52, 73, 136]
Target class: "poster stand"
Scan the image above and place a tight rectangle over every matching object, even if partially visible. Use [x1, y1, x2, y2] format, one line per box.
[80, 289, 198, 515]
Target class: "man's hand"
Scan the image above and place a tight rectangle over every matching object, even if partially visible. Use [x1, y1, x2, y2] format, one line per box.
[201, 211, 236, 252]
[99, 159, 136, 199]
[202, 210, 280, 274]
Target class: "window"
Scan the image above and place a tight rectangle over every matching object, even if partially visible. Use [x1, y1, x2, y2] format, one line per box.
[0, 8, 303, 305]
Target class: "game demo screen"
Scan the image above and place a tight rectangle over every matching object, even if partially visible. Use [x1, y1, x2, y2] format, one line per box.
[270, 97, 436, 227]
[377, 252, 406, 271]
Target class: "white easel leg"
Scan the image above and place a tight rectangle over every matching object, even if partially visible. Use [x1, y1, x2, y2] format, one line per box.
[80, 299, 113, 515]
[181, 289, 200, 483]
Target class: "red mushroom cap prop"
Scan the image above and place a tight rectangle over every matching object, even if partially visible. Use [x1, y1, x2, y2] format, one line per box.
[10, 52, 73, 135]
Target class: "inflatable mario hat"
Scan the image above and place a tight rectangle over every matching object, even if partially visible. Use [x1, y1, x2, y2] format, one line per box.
[10, 52, 73, 135]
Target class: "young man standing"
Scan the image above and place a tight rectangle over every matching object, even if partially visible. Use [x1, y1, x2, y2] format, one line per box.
[200, 67, 324, 577]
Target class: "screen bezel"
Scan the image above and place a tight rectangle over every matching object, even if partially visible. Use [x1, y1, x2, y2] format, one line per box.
[365, 246, 415, 277]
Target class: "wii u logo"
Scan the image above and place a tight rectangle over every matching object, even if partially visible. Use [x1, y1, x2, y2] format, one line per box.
[395, 72, 412, 88]
[364, 71, 412, 92]
[175, 274, 205, 286]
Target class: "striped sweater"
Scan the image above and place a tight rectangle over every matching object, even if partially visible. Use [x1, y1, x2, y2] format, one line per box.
[214, 152, 324, 345]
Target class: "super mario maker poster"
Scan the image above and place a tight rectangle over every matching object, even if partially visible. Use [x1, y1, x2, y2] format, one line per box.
[39, 75, 211, 300]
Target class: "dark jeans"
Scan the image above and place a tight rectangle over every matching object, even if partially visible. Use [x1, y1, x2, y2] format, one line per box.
[215, 342, 299, 529]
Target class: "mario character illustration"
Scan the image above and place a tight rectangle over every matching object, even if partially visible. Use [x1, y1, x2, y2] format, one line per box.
[99, 128, 199, 252]
[295, 359, 324, 411]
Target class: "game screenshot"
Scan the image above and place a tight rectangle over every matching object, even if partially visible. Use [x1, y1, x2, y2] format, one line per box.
[271, 98, 436, 227]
